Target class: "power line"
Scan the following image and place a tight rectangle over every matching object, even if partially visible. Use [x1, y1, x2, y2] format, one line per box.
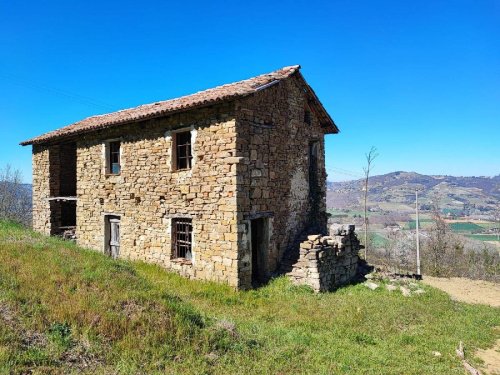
[327, 166, 363, 179]
[0, 72, 117, 112]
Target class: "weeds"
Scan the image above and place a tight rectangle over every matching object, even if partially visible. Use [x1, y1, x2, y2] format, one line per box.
[0, 221, 498, 374]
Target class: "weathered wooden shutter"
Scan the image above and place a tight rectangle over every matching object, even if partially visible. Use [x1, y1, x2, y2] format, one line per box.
[109, 218, 120, 258]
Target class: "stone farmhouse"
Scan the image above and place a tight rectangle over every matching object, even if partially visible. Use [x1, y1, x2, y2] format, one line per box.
[21, 65, 359, 290]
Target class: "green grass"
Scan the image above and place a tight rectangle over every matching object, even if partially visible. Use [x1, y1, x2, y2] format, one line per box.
[465, 234, 500, 242]
[449, 222, 484, 233]
[370, 232, 390, 248]
[406, 219, 433, 230]
[477, 222, 498, 230]
[327, 209, 374, 218]
[1, 220, 499, 374]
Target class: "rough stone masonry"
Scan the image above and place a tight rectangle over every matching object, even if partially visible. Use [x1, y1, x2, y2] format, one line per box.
[286, 224, 360, 292]
[21, 65, 360, 291]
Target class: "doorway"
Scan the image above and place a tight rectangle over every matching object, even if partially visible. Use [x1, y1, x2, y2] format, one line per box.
[251, 217, 269, 286]
[105, 215, 120, 259]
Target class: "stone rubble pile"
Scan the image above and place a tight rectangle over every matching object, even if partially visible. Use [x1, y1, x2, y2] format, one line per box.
[286, 224, 360, 292]
[363, 272, 427, 297]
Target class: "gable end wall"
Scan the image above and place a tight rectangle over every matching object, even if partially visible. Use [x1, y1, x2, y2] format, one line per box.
[235, 76, 328, 288]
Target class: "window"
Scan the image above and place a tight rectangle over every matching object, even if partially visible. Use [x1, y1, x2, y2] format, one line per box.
[304, 108, 311, 125]
[172, 218, 192, 260]
[174, 131, 192, 170]
[106, 141, 121, 174]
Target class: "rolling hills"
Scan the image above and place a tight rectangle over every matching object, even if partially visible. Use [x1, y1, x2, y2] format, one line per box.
[327, 171, 500, 218]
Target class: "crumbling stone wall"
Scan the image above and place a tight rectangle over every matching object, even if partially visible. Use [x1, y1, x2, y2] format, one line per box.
[286, 225, 360, 292]
[235, 76, 328, 288]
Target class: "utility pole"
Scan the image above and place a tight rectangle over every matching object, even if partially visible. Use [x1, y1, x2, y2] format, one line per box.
[496, 202, 500, 242]
[415, 189, 421, 276]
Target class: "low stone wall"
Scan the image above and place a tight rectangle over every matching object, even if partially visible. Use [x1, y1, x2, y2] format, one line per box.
[286, 225, 360, 292]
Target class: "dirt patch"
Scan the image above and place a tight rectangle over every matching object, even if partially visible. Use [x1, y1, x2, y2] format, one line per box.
[0, 301, 16, 326]
[475, 337, 500, 375]
[421, 277, 500, 374]
[422, 276, 500, 307]
[485, 240, 500, 248]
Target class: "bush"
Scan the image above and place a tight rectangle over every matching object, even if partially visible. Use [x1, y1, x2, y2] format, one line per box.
[0, 165, 31, 226]
[371, 218, 500, 282]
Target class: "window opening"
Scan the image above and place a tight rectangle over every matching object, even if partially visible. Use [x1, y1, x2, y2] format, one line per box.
[175, 131, 192, 170]
[304, 109, 312, 125]
[108, 141, 121, 174]
[172, 218, 192, 260]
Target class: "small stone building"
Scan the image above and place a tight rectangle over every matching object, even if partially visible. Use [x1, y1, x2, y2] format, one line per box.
[21, 65, 342, 290]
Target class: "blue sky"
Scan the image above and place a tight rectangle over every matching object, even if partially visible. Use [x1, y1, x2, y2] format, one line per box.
[1, 0, 498, 182]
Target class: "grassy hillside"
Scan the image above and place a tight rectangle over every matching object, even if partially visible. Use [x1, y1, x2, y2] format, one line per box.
[0, 221, 499, 374]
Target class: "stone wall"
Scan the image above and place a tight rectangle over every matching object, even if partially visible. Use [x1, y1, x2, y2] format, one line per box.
[286, 225, 360, 292]
[235, 75, 329, 288]
[32, 145, 51, 234]
[75, 103, 240, 286]
[32, 103, 241, 286]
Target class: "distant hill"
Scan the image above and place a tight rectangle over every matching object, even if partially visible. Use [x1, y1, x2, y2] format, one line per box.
[327, 171, 500, 217]
[21, 183, 32, 194]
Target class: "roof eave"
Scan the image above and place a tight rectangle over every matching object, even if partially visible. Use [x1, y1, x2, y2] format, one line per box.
[20, 96, 244, 146]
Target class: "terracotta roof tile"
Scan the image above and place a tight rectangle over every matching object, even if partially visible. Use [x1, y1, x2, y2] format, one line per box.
[21, 65, 337, 145]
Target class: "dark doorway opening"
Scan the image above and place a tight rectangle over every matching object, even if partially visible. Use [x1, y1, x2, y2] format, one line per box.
[49, 199, 76, 236]
[49, 143, 77, 197]
[60, 201, 76, 227]
[59, 143, 77, 196]
[251, 218, 269, 286]
[48, 142, 77, 237]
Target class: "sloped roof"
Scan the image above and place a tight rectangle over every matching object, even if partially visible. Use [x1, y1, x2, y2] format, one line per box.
[21, 65, 338, 146]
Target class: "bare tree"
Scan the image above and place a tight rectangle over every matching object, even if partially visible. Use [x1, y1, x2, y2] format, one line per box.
[362, 146, 378, 260]
[0, 165, 32, 226]
[385, 229, 416, 273]
[426, 193, 450, 276]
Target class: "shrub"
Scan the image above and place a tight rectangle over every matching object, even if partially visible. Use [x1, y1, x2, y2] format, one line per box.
[0, 165, 31, 226]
